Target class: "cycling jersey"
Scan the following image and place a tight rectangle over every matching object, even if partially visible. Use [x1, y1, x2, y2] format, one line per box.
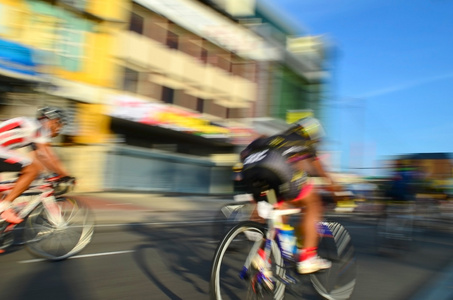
[0, 117, 50, 149]
[240, 128, 319, 201]
[0, 117, 50, 170]
[241, 129, 317, 162]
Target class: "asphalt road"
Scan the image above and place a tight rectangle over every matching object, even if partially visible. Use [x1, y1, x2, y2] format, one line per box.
[0, 194, 452, 300]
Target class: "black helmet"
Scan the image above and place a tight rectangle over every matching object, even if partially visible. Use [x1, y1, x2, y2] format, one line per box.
[37, 106, 68, 125]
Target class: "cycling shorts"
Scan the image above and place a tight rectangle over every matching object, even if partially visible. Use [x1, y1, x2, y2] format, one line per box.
[0, 148, 32, 172]
[241, 148, 309, 202]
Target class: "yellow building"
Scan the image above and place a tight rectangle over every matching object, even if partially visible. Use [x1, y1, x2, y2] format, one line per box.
[0, 0, 127, 86]
[0, 0, 130, 191]
[0, 1, 328, 193]
[109, 0, 261, 132]
[0, 0, 131, 141]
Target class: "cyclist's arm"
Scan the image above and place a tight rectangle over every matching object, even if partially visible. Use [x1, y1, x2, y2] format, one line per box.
[310, 157, 341, 191]
[33, 142, 70, 176]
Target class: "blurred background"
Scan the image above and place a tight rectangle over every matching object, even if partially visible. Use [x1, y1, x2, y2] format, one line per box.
[0, 0, 451, 202]
[0, 2, 452, 300]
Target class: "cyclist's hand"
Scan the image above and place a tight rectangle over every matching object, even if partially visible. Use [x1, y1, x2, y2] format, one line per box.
[60, 176, 76, 185]
[332, 184, 343, 192]
[324, 183, 342, 193]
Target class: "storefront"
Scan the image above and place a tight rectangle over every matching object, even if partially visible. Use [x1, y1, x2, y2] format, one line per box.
[82, 93, 240, 194]
[0, 38, 45, 119]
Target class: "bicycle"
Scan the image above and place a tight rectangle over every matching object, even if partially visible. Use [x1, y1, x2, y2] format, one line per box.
[0, 174, 95, 260]
[210, 189, 357, 300]
[212, 193, 257, 242]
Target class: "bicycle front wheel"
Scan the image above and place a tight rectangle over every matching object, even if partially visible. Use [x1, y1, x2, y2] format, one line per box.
[311, 222, 357, 300]
[24, 197, 95, 260]
[210, 221, 286, 300]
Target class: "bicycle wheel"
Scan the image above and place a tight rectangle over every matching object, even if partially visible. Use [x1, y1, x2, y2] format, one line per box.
[0, 223, 14, 251]
[212, 201, 253, 241]
[210, 221, 286, 300]
[311, 222, 357, 300]
[24, 197, 95, 260]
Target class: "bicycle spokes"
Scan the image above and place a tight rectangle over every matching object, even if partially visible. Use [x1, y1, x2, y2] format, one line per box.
[24, 197, 94, 260]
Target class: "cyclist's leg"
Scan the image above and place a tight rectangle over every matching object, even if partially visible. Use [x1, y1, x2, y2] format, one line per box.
[287, 184, 331, 274]
[0, 150, 42, 223]
[2, 162, 41, 203]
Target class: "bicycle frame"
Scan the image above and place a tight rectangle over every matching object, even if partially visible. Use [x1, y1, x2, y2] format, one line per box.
[210, 189, 357, 300]
[0, 175, 95, 260]
[0, 176, 64, 231]
[237, 189, 335, 286]
[235, 190, 312, 284]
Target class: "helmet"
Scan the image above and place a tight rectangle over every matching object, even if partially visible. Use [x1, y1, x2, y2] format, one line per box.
[37, 106, 68, 125]
[292, 116, 325, 142]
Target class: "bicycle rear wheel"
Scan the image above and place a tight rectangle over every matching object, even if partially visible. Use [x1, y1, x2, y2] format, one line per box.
[210, 221, 286, 300]
[212, 201, 254, 241]
[0, 223, 14, 251]
[311, 222, 357, 300]
[24, 197, 95, 260]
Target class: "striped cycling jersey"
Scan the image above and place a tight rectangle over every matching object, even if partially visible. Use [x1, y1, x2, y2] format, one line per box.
[0, 117, 50, 150]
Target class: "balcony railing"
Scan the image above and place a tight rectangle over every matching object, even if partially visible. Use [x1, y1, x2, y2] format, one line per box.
[113, 31, 257, 103]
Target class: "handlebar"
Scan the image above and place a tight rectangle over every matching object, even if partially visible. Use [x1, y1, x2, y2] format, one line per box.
[0, 174, 76, 196]
[44, 175, 76, 195]
[46, 175, 76, 185]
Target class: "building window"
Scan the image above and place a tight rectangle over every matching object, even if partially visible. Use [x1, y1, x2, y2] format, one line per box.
[196, 98, 204, 113]
[218, 56, 232, 73]
[162, 86, 174, 104]
[200, 48, 208, 64]
[129, 12, 144, 34]
[122, 67, 139, 93]
[57, 18, 88, 72]
[166, 31, 179, 49]
[60, 0, 87, 10]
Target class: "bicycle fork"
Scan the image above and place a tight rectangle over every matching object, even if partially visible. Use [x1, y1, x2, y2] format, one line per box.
[41, 190, 64, 228]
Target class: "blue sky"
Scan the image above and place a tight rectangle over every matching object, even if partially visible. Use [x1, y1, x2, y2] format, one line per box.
[264, 0, 453, 175]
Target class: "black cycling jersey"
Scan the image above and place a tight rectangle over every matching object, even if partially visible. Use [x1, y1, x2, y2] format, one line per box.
[241, 126, 318, 162]
[240, 127, 319, 201]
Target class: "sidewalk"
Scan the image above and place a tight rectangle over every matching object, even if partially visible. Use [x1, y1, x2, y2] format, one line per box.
[70, 191, 234, 224]
[70, 191, 453, 230]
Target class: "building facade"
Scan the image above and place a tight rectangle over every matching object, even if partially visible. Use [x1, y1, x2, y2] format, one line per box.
[0, 0, 129, 190]
[0, 0, 330, 193]
[201, 0, 331, 126]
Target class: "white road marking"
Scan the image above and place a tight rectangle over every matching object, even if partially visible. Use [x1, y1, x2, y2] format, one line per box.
[19, 250, 135, 264]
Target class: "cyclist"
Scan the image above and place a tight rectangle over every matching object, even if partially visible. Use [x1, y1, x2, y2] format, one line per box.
[240, 116, 338, 274]
[387, 159, 417, 202]
[0, 107, 72, 224]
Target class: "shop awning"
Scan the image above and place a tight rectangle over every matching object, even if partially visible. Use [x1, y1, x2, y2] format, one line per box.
[0, 38, 44, 83]
[110, 117, 236, 150]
